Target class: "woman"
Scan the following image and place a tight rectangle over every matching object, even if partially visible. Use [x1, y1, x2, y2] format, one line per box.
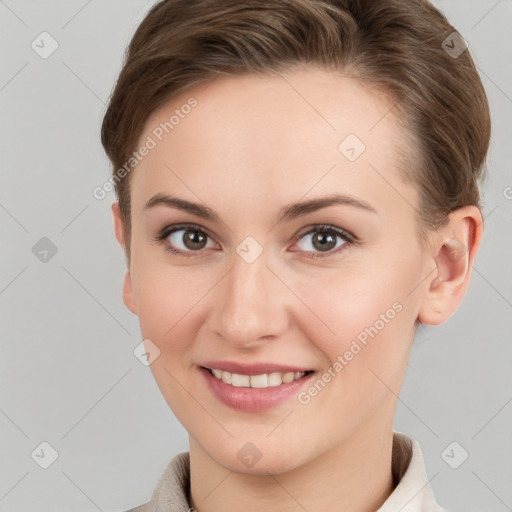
[101, 0, 490, 510]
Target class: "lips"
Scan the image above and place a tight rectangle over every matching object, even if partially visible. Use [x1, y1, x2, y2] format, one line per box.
[199, 361, 315, 412]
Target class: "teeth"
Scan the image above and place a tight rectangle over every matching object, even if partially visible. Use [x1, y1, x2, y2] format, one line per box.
[208, 368, 307, 388]
[282, 372, 295, 383]
[250, 374, 267, 388]
[231, 373, 250, 387]
[267, 372, 283, 386]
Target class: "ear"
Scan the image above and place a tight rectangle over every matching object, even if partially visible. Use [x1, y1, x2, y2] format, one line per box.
[418, 206, 483, 325]
[111, 202, 137, 315]
[112, 201, 126, 249]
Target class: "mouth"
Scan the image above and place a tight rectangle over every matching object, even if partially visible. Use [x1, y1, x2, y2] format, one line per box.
[202, 366, 314, 388]
[198, 363, 315, 412]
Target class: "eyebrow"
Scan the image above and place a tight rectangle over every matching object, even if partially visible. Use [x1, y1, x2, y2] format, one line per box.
[144, 192, 377, 223]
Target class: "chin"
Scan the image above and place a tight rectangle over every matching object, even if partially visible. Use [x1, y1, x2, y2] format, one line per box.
[200, 435, 311, 476]
[225, 452, 302, 476]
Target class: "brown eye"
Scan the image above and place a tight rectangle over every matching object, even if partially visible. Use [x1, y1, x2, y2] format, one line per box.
[158, 224, 216, 255]
[293, 226, 352, 257]
[179, 228, 208, 250]
[311, 231, 337, 251]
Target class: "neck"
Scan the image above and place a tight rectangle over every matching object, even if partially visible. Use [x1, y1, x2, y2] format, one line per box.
[189, 423, 395, 512]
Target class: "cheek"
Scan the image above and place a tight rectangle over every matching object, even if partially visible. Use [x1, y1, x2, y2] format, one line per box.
[289, 254, 420, 414]
[131, 261, 200, 353]
[131, 266, 203, 415]
[292, 267, 414, 423]
[292, 258, 415, 353]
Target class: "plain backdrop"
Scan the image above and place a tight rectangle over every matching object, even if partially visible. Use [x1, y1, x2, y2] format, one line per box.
[1, 1, 511, 511]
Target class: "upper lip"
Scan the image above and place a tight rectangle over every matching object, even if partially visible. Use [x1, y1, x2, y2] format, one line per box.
[200, 360, 312, 376]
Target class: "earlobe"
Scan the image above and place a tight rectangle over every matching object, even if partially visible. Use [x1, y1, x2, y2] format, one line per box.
[418, 207, 483, 325]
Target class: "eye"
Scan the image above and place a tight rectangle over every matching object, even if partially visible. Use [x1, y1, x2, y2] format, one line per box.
[155, 223, 355, 258]
[291, 225, 353, 258]
[155, 224, 217, 256]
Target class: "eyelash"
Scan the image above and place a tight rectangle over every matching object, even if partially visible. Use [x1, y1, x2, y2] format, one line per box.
[154, 223, 356, 259]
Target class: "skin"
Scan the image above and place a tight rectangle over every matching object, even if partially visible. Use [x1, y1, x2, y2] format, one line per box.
[112, 66, 482, 511]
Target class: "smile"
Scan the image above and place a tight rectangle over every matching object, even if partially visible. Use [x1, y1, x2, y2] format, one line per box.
[199, 364, 315, 412]
[206, 368, 309, 388]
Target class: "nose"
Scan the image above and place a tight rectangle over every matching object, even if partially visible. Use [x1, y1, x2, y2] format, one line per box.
[208, 250, 290, 350]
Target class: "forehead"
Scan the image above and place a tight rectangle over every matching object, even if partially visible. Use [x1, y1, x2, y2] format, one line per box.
[131, 67, 415, 217]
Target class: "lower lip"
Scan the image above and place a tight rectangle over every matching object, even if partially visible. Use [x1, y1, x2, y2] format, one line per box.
[200, 367, 314, 412]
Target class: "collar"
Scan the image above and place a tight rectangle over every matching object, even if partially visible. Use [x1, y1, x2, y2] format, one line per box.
[132, 432, 445, 512]
[377, 432, 445, 511]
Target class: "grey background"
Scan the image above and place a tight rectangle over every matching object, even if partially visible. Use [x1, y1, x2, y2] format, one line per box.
[0, 1, 511, 511]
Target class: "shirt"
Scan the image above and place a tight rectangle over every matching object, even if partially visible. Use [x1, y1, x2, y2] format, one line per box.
[123, 431, 447, 512]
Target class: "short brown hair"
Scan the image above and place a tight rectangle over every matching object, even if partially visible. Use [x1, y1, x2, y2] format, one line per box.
[101, 0, 491, 256]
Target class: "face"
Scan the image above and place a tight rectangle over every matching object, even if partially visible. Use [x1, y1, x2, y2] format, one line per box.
[115, 67, 434, 474]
